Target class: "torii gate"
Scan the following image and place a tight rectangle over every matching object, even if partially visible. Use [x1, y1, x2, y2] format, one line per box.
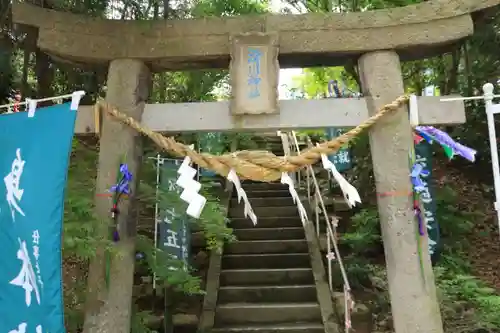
[12, 1, 499, 333]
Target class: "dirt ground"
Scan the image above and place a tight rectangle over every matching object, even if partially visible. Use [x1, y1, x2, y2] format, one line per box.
[434, 159, 500, 291]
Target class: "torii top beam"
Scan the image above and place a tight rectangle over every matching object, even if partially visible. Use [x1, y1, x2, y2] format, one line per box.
[12, 0, 499, 71]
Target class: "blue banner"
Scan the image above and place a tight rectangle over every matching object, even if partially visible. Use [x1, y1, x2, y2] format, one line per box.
[0, 103, 77, 333]
[325, 127, 352, 172]
[415, 141, 440, 264]
[158, 160, 190, 270]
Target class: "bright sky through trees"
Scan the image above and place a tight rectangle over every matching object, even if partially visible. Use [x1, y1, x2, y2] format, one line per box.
[269, 0, 303, 99]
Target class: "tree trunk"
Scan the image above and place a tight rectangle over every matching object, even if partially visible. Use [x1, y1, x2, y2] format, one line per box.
[35, 50, 54, 100]
[21, 49, 30, 97]
[0, 32, 13, 102]
[444, 46, 461, 95]
[463, 41, 474, 97]
[83, 59, 151, 333]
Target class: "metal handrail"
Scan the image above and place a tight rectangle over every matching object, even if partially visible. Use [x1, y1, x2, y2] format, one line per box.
[277, 130, 353, 331]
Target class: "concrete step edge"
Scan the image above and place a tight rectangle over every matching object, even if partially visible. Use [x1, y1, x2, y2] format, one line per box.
[243, 189, 291, 192]
[229, 239, 307, 244]
[221, 268, 312, 273]
[234, 227, 304, 231]
[223, 253, 308, 258]
[230, 217, 302, 221]
[219, 285, 316, 290]
[229, 206, 300, 210]
[217, 302, 319, 309]
[212, 323, 323, 330]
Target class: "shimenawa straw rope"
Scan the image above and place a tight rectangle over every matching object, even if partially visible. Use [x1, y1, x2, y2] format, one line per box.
[96, 95, 410, 182]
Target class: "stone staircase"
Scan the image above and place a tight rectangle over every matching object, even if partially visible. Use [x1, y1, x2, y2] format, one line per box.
[201, 134, 372, 333]
[212, 185, 325, 333]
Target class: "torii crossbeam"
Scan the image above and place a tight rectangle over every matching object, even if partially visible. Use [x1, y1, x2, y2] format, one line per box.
[74, 96, 465, 134]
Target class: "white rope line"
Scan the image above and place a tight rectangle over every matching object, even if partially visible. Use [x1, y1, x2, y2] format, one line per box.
[0, 91, 85, 110]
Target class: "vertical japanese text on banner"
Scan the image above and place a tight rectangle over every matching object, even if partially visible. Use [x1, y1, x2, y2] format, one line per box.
[247, 47, 262, 99]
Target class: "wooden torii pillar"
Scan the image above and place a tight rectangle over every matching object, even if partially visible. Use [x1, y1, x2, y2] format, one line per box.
[12, 1, 499, 332]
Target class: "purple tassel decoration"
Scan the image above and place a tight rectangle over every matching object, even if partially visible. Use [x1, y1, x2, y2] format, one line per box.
[414, 206, 425, 236]
[110, 164, 133, 195]
[415, 126, 477, 162]
[410, 163, 430, 193]
[112, 229, 120, 242]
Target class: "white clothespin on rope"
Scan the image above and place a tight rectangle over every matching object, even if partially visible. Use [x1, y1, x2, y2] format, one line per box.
[26, 98, 37, 118]
[409, 94, 419, 127]
[319, 146, 361, 208]
[1, 90, 86, 118]
[70, 90, 85, 111]
[281, 172, 308, 225]
[227, 169, 257, 225]
[176, 144, 206, 218]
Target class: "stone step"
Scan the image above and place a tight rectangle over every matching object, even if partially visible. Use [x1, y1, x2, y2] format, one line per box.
[214, 303, 322, 326]
[221, 253, 310, 269]
[225, 239, 308, 254]
[218, 285, 317, 303]
[263, 141, 284, 146]
[229, 206, 300, 218]
[233, 227, 305, 241]
[236, 197, 295, 207]
[211, 323, 324, 333]
[240, 182, 288, 191]
[322, 196, 351, 212]
[264, 144, 306, 153]
[255, 145, 283, 151]
[230, 217, 303, 229]
[266, 146, 285, 153]
[245, 190, 291, 198]
[220, 268, 314, 286]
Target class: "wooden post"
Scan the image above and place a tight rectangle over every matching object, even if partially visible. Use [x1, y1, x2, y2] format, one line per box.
[358, 51, 443, 333]
[83, 59, 151, 333]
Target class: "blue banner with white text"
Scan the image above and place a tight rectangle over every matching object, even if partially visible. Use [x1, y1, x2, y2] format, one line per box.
[325, 127, 352, 172]
[0, 103, 77, 333]
[158, 160, 191, 270]
[415, 141, 440, 264]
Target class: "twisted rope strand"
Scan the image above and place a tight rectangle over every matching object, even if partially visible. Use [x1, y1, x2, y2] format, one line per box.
[97, 95, 409, 182]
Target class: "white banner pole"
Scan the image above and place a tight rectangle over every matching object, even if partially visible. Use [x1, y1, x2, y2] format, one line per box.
[152, 153, 162, 290]
[482, 83, 500, 235]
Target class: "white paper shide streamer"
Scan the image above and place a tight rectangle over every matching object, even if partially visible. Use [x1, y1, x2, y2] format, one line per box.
[176, 145, 207, 218]
[319, 148, 361, 208]
[227, 169, 257, 225]
[281, 172, 308, 225]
